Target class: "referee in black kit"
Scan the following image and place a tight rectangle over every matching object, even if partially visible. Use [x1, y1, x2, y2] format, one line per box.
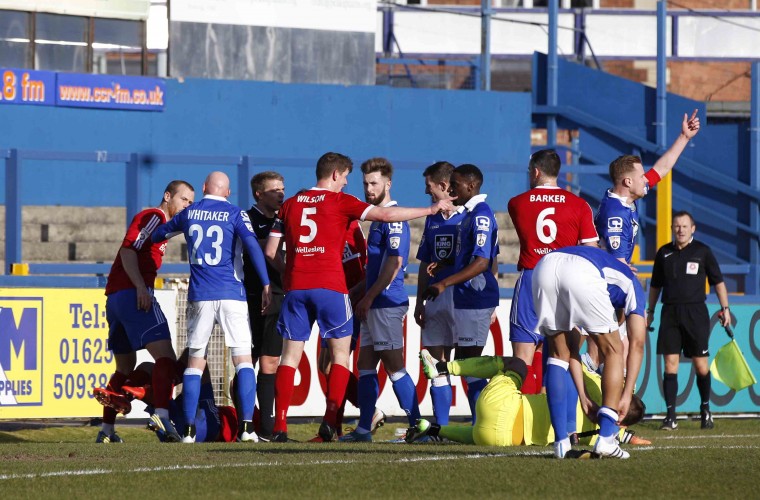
[646, 211, 731, 431]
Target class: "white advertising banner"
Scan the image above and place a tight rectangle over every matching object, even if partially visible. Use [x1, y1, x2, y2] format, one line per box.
[170, 0, 377, 33]
[0, 0, 150, 20]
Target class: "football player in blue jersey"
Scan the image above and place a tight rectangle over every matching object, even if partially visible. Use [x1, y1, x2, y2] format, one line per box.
[413, 161, 465, 426]
[152, 171, 271, 443]
[423, 164, 499, 424]
[340, 158, 418, 443]
[533, 245, 647, 459]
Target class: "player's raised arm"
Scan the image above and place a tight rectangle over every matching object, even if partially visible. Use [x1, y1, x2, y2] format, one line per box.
[365, 198, 455, 223]
[651, 109, 700, 179]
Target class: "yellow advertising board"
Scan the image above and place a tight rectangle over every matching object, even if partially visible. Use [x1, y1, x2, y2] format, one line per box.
[0, 288, 176, 419]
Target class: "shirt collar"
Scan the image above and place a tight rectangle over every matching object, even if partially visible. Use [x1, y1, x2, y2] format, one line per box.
[606, 189, 632, 207]
[464, 193, 487, 212]
[204, 194, 228, 202]
[442, 206, 465, 219]
[382, 200, 398, 208]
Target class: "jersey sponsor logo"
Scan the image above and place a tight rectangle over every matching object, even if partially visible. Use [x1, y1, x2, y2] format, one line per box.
[389, 237, 401, 250]
[476, 233, 487, 247]
[607, 217, 623, 233]
[241, 212, 255, 233]
[0, 298, 43, 405]
[388, 222, 403, 234]
[475, 216, 490, 231]
[609, 236, 621, 250]
[296, 245, 326, 255]
[686, 262, 700, 275]
[434, 234, 454, 259]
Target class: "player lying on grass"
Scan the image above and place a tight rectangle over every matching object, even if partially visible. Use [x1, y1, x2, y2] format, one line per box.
[94, 349, 239, 443]
[406, 353, 650, 452]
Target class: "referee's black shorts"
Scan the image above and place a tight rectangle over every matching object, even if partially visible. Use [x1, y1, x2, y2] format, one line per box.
[656, 303, 711, 358]
[248, 292, 284, 359]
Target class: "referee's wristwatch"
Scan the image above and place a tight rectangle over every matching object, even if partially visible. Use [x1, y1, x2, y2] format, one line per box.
[646, 308, 655, 315]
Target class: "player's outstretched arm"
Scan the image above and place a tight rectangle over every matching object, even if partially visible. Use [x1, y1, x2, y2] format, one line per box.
[651, 109, 700, 178]
[365, 199, 455, 223]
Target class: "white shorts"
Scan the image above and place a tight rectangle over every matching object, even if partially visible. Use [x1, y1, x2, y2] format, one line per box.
[186, 300, 252, 350]
[360, 305, 408, 351]
[421, 286, 456, 348]
[455, 307, 495, 347]
[532, 253, 618, 337]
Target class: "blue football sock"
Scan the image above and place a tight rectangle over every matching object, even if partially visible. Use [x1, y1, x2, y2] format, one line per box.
[357, 371, 379, 432]
[545, 359, 568, 442]
[430, 377, 452, 425]
[465, 377, 488, 425]
[565, 369, 578, 436]
[235, 363, 256, 422]
[390, 370, 420, 426]
[182, 368, 203, 426]
[598, 406, 619, 439]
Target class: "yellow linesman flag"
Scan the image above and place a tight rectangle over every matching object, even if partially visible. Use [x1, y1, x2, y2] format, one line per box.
[710, 337, 757, 392]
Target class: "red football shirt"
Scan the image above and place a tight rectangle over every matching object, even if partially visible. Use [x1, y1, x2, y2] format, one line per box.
[105, 208, 168, 294]
[508, 185, 598, 270]
[271, 189, 372, 292]
[342, 219, 367, 290]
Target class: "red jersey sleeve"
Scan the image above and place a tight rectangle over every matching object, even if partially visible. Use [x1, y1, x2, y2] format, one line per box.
[645, 168, 661, 189]
[337, 193, 372, 221]
[577, 199, 600, 244]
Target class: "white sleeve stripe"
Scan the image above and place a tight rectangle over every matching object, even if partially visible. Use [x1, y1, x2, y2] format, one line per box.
[133, 214, 161, 250]
[580, 237, 600, 243]
[360, 206, 374, 221]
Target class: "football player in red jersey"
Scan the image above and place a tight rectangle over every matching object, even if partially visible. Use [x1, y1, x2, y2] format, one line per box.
[265, 152, 454, 442]
[95, 180, 194, 444]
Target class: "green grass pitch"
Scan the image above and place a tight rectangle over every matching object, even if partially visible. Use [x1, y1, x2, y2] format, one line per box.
[1, 418, 759, 499]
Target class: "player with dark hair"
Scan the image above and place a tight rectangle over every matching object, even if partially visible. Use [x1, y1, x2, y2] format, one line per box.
[152, 171, 271, 443]
[340, 158, 418, 442]
[94, 179, 195, 443]
[409, 353, 648, 451]
[422, 163, 499, 424]
[242, 170, 285, 440]
[413, 161, 464, 426]
[533, 246, 647, 459]
[265, 152, 454, 442]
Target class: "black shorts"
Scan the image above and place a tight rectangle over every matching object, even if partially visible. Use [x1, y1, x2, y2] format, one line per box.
[656, 303, 711, 358]
[248, 293, 284, 358]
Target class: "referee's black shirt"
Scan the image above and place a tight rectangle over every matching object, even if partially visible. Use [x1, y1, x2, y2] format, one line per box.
[650, 238, 724, 304]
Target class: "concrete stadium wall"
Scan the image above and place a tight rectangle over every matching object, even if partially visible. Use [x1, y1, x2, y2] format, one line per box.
[0, 78, 531, 210]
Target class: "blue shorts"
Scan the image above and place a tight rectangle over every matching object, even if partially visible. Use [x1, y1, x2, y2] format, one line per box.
[106, 288, 171, 355]
[509, 269, 542, 345]
[321, 315, 360, 349]
[277, 289, 353, 342]
[171, 383, 220, 443]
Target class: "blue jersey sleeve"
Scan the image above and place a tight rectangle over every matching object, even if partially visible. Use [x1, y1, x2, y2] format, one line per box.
[236, 211, 270, 287]
[152, 211, 186, 242]
[385, 222, 410, 258]
[470, 212, 496, 260]
[415, 217, 433, 262]
[598, 205, 634, 261]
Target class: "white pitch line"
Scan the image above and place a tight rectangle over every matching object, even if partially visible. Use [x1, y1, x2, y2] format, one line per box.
[657, 434, 760, 440]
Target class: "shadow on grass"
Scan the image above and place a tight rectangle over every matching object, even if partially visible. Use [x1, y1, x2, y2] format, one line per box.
[0, 432, 28, 443]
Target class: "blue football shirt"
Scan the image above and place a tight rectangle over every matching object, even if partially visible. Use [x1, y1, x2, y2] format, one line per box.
[595, 190, 639, 263]
[416, 208, 465, 285]
[153, 195, 269, 302]
[365, 202, 410, 309]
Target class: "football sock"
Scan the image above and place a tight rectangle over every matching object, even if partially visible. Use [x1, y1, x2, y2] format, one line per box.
[324, 364, 350, 429]
[663, 372, 678, 419]
[438, 424, 475, 444]
[697, 373, 711, 407]
[597, 406, 619, 439]
[152, 357, 176, 411]
[102, 371, 127, 426]
[390, 369, 420, 426]
[345, 372, 359, 407]
[565, 369, 579, 435]
[448, 356, 503, 379]
[256, 373, 276, 436]
[356, 370, 379, 433]
[545, 358, 569, 443]
[182, 368, 203, 426]
[520, 363, 538, 394]
[465, 377, 488, 424]
[235, 363, 256, 422]
[274, 365, 296, 433]
[126, 368, 151, 388]
[532, 348, 544, 389]
[430, 376, 452, 425]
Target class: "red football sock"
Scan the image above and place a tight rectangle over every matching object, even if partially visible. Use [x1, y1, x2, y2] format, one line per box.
[152, 357, 176, 410]
[520, 363, 538, 395]
[126, 368, 151, 388]
[274, 365, 296, 433]
[345, 372, 358, 407]
[103, 371, 128, 425]
[533, 349, 544, 389]
[324, 364, 350, 429]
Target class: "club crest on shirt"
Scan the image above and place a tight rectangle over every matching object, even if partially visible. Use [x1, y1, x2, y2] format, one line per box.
[476, 233, 487, 247]
[686, 262, 700, 275]
[434, 234, 454, 259]
[607, 217, 623, 233]
[609, 236, 621, 250]
[389, 236, 401, 250]
[475, 216, 490, 232]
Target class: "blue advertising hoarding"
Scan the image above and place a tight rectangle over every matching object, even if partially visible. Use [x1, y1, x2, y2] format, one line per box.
[0, 69, 56, 106]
